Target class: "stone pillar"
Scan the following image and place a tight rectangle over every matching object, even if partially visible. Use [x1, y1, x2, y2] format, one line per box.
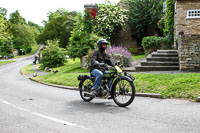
[179, 34, 200, 71]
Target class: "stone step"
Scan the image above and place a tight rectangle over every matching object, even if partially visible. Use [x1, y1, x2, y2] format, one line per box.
[151, 52, 178, 57]
[135, 65, 179, 71]
[141, 61, 179, 66]
[147, 55, 179, 62]
[157, 50, 178, 53]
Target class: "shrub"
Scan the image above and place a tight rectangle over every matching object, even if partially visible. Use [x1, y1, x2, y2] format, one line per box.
[129, 0, 163, 44]
[142, 36, 168, 50]
[39, 40, 67, 68]
[67, 13, 101, 60]
[94, 3, 128, 40]
[128, 48, 137, 55]
[107, 46, 132, 67]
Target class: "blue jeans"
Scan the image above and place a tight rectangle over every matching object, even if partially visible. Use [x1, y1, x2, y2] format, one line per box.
[91, 69, 112, 92]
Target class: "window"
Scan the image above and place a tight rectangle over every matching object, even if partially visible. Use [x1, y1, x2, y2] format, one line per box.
[187, 10, 200, 19]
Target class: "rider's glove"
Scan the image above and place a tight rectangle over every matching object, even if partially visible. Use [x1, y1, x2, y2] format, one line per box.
[99, 63, 105, 67]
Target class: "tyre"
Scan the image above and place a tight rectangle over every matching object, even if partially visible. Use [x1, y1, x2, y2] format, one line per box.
[79, 78, 94, 102]
[112, 76, 135, 107]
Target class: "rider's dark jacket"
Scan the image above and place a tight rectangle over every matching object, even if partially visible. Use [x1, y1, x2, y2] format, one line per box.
[90, 50, 114, 72]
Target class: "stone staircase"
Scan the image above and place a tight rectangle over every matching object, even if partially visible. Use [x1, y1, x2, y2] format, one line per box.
[135, 50, 179, 71]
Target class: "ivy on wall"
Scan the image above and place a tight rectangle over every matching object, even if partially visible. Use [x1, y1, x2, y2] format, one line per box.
[164, 0, 175, 45]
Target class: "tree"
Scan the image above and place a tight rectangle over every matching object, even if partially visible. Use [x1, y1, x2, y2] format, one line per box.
[39, 40, 67, 68]
[38, 9, 77, 48]
[67, 13, 101, 65]
[9, 10, 26, 25]
[0, 7, 7, 20]
[12, 24, 36, 53]
[129, 0, 163, 44]
[28, 21, 43, 32]
[0, 14, 13, 56]
[94, 3, 128, 40]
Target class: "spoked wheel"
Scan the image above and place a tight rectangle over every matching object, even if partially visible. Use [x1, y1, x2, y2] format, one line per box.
[79, 78, 94, 102]
[112, 77, 135, 107]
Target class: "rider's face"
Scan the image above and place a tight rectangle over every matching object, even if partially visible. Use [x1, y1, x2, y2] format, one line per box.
[101, 43, 107, 50]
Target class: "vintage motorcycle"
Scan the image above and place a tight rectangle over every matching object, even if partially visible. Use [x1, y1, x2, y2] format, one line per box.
[78, 64, 135, 107]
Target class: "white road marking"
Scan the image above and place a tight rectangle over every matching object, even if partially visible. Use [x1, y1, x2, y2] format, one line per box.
[0, 98, 91, 131]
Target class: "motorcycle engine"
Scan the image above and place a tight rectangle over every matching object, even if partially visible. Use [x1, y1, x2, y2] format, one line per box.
[100, 85, 109, 97]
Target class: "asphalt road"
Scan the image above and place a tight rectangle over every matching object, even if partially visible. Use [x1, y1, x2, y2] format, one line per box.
[0, 56, 200, 133]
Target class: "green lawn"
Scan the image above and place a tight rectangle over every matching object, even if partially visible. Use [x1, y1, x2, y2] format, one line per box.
[0, 60, 15, 66]
[23, 56, 200, 101]
[47, 58, 89, 73]
[21, 64, 35, 75]
[134, 73, 200, 100]
[132, 53, 146, 60]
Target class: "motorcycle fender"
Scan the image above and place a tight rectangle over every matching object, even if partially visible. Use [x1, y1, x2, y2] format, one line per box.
[123, 76, 133, 82]
[78, 75, 94, 88]
[111, 76, 133, 91]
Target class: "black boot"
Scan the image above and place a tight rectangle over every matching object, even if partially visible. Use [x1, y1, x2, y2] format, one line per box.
[90, 89, 98, 98]
[107, 95, 113, 99]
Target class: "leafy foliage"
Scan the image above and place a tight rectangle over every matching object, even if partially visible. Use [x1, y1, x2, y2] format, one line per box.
[67, 13, 101, 59]
[0, 14, 13, 56]
[142, 36, 167, 50]
[94, 3, 128, 40]
[129, 0, 163, 44]
[9, 10, 26, 24]
[0, 7, 7, 20]
[38, 9, 77, 48]
[39, 40, 67, 68]
[164, 0, 175, 45]
[0, 8, 41, 56]
[12, 24, 36, 54]
[27, 21, 43, 33]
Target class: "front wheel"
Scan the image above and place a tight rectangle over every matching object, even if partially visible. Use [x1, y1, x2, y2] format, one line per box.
[79, 78, 94, 102]
[112, 77, 135, 107]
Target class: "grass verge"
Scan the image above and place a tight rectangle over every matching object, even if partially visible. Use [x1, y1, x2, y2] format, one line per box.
[22, 56, 200, 101]
[21, 64, 35, 75]
[0, 60, 15, 66]
[33, 72, 200, 101]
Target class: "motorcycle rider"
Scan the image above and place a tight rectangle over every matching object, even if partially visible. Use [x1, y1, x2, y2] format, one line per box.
[90, 39, 114, 97]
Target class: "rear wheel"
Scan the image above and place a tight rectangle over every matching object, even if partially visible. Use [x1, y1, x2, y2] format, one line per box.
[112, 77, 135, 107]
[79, 79, 94, 102]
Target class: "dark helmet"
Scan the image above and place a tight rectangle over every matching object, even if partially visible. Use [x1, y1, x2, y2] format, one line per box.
[97, 39, 108, 49]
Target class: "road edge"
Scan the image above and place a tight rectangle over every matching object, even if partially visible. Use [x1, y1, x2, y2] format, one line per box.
[20, 69, 199, 101]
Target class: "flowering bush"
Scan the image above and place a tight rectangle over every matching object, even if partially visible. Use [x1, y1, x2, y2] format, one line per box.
[107, 46, 132, 67]
[94, 3, 128, 40]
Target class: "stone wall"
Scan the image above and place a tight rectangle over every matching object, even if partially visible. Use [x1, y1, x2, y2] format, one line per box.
[179, 34, 200, 71]
[175, 0, 200, 48]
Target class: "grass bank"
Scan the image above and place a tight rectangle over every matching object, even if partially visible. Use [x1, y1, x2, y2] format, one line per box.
[0, 60, 15, 66]
[21, 64, 35, 75]
[23, 57, 200, 101]
[33, 72, 200, 101]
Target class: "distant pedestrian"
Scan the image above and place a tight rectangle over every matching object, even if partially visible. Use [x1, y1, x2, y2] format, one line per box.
[33, 55, 38, 64]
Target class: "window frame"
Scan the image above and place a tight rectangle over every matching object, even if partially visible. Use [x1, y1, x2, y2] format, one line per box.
[187, 9, 200, 19]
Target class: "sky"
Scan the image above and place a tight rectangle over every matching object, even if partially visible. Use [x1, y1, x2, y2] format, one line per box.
[0, 0, 120, 26]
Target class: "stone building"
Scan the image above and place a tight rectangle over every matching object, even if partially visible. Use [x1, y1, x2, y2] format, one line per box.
[175, 0, 200, 71]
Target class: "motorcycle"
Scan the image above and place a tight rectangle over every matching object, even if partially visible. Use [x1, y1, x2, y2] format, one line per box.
[78, 64, 135, 107]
